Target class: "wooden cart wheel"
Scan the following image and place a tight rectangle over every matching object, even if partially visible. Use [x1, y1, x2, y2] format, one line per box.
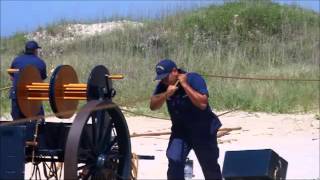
[64, 100, 131, 180]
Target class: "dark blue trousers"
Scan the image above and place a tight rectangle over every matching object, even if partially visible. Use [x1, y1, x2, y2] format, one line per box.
[166, 132, 222, 180]
[11, 99, 45, 141]
[11, 99, 44, 120]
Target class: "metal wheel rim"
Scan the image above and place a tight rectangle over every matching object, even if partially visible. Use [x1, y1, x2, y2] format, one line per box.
[64, 100, 131, 180]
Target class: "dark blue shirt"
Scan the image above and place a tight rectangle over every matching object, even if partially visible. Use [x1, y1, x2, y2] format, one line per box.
[153, 72, 222, 139]
[9, 54, 47, 99]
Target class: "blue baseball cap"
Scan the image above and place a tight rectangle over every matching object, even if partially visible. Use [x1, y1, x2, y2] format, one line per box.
[25, 40, 41, 50]
[154, 59, 177, 80]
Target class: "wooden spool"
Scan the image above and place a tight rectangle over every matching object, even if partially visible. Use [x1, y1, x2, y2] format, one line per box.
[49, 65, 81, 119]
[16, 65, 45, 117]
[14, 65, 123, 119]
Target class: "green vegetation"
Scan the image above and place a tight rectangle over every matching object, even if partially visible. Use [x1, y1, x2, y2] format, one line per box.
[1, 0, 319, 117]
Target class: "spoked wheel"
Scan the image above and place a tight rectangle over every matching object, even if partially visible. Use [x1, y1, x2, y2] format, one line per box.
[64, 100, 131, 180]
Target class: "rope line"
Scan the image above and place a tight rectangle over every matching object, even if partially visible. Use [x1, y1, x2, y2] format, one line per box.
[0, 73, 318, 92]
[0, 86, 12, 91]
[0, 98, 238, 126]
[121, 107, 240, 120]
[201, 74, 320, 82]
[121, 108, 170, 120]
[0, 103, 118, 126]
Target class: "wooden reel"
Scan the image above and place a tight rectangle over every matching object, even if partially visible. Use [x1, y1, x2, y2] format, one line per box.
[15, 65, 123, 119]
[16, 65, 45, 118]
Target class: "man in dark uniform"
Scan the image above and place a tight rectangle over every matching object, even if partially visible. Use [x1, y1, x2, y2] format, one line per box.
[150, 59, 222, 180]
[9, 40, 47, 120]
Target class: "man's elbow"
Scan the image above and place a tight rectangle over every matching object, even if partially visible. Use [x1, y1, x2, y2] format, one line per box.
[150, 104, 155, 111]
[198, 103, 207, 110]
[198, 99, 208, 110]
[149, 99, 157, 111]
[198, 95, 208, 110]
[149, 104, 159, 111]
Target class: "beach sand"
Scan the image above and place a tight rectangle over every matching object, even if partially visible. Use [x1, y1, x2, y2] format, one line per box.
[127, 111, 319, 179]
[18, 111, 319, 179]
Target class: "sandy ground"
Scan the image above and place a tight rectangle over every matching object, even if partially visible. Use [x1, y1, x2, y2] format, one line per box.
[127, 111, 319, 180]
[13, 111, 318, 179]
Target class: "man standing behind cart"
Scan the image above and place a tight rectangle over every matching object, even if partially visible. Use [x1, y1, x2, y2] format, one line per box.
[150, 59, 222, 179]
[9, 40, 47, 120]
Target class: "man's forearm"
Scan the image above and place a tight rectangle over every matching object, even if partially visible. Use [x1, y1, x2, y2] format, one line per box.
[149, 92, 167, 110]
[181, 83, 208, 110]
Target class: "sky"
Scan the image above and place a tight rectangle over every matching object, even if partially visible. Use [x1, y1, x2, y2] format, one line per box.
[1, 0, 319, 38]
